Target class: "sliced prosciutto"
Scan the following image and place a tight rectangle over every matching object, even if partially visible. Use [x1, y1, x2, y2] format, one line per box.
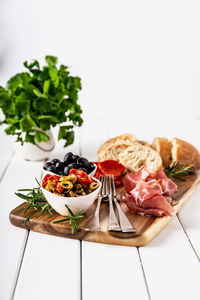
[123, 166, 150, 193]
[123, 193, 171, 217]
[122, 167, 177, 217]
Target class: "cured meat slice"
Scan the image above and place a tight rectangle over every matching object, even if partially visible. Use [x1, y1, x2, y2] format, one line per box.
[122, 166, 177, 217]
[130, 179, 162, 205]
[122, 193, 171, 217]
[141, 195, 174, 216]
[123, 167, 150, 193]
[147, 169, 177, 197]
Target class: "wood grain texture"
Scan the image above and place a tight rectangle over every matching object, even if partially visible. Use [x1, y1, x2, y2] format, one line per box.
[10, 174, 200, 247]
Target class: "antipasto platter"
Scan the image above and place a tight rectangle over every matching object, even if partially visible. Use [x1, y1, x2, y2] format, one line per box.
[10, 134, 200, 246]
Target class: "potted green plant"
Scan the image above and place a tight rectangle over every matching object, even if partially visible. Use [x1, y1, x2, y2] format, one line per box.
[0, 55, 83, 160]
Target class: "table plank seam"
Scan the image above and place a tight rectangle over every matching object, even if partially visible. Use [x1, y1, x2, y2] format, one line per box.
[0, 150, 15, 183]
[80, 240, 83, 300]
[177, 214, 200, 262]
[137, 247, 152, 300]
[11, 230, 29, 300]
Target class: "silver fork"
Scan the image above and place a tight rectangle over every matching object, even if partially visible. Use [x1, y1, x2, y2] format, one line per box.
[85, 176, 104, 231]
[110, 176, 137, 233]
[105, 175, 121, 231]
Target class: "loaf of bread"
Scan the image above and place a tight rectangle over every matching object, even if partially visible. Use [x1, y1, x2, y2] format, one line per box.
[118, 142, 162, 172]
[171, 138, 200, 171]
[97, 133, 135, 161]
[152, 137, 171, 168]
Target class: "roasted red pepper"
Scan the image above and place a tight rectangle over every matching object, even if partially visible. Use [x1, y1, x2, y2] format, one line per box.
[69, 169, 92, 185]
[42, 174, 60, 188]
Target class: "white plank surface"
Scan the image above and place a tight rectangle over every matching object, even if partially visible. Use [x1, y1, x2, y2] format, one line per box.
[0, 126, 14, 179]
[14, 232, 81, 300]
[178, 184, 200, 260]
[139, 217, 200, 300]
[82, 242, 149, 300]
[0, 153, 43, 300]
[80, 118, 149, 300]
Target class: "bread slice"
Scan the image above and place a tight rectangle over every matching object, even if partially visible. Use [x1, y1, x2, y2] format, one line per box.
[97, 133, 135, 161]
[152, 137, 171, 168]
[171, 138, 200, 171]
[118, 142, 162, 172]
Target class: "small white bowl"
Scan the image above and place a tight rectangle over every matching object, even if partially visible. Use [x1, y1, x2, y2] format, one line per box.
[42, 163, 97, 179]
[41, 177, 101, 216]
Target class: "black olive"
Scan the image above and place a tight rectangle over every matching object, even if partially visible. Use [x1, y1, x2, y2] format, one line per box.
[63, 152, 76, 165]
[47, 165, 57, 173]
[55, 162, 64, 171]
[51, 159, 60, 165]
[77, 157, 89, 168]
[67, 163, 77, 170]
[87, 162, 95, 173]
[63, 166, 70, 175]
[64, 163, 77, 175]
[73, 155, 80, 162]
[43, 161, 52, 170]
[78, 167, 87, 173]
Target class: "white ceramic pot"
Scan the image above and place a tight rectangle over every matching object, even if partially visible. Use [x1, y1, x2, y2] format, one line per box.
[14, 130, 55, 161]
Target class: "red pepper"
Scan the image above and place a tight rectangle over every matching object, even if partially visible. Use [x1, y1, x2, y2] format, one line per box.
[42, 174, 60, 188]
[69, 169, 92, 185]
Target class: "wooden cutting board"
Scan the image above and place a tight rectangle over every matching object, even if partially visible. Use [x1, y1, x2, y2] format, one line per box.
[10, 174, 200, 247]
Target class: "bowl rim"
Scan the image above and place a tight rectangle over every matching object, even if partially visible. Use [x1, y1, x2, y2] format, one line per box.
[41, 176, 101, 200]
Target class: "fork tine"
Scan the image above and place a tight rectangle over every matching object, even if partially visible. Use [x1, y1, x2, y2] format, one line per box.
[111, 176, 116, 197]
[102, 175, 107, 195]
[105, 175, 110, 195]
[98, 176, 104, 195]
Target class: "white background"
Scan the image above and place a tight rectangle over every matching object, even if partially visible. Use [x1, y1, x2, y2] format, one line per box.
[0, 3, 200, 299]
[0, 0, 200, 119]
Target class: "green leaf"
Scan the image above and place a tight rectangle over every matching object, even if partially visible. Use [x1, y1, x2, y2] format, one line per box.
[64, 131, 74, 147]
[43, 80, 50, 95]
[58, 125, 73, 140]
[34, 130, 50, 143]
[38, 115, 59, 123]
[20, 114, 36, 131]
[33, 89, 46, 98]
[45, 56, 58, 66]
[24, 60, 40, 71]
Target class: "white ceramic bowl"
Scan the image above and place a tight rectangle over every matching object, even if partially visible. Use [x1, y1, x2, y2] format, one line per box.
[41, 177, 101, 216]
[42, 163, 97, 179]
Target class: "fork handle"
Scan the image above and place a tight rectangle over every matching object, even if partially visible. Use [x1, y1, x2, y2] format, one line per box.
[85, 195, 102, 231]
[107, 195, 121, 231]
[113, 198, 137, 233]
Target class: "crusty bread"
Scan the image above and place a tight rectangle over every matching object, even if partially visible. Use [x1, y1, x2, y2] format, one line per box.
[98, 142, 132, 161]
[152, 137, 171, 168]
[118, 142, 162, 172]
[97, 133, 135, 161]
[171, 138, 200, 171]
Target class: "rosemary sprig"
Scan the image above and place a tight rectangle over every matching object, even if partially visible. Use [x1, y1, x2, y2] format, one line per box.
[164, 162, 193, 181]
[15, 178, 53, 223]
[53, 205, 84, 234]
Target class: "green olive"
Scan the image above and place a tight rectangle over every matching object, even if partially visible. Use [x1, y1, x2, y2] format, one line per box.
[61, 175, 77, 184]
[66, 191, 75, 197]
[90, 182, 99, 191]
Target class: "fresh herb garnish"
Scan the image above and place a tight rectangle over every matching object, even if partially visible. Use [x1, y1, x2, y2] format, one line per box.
[15, 181, 84, 233]
[0, 55, 83, 147]
[164, 162, 193, 181]
[15, 179, 53, 223]
[53, 205, 84, 234]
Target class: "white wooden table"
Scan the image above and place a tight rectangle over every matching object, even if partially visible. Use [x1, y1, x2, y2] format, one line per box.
[0, 117, 200, 300]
